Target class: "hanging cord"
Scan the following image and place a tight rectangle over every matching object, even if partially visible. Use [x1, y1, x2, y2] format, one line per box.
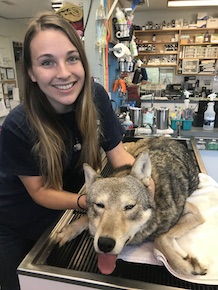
[83, 0, 93, 33]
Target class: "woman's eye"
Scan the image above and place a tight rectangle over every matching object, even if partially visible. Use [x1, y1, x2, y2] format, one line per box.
[68, 55, 80, 63]
[124, 204, 135, 211]
[41, 60, 54, 67]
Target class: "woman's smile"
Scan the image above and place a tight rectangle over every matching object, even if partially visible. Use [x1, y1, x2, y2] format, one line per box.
[53, 81, 77, 91]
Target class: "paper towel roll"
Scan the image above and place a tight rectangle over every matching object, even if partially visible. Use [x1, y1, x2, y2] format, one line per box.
[113, 43, 131, 59]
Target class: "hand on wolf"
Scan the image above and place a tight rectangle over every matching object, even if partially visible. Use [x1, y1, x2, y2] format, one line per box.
[55, 215, 89, 247]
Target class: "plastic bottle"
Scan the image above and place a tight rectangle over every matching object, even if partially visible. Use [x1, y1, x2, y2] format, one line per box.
[115, 7, 127, 35]
[95, 0, 107, 50]
[115, 7, 126, 25]
[204, 31, 210, 43]
[123, 112, 133, 130]
[203, 102, 216, 130]
[152, 33, 156, 42]
[130, 36, 138, 57]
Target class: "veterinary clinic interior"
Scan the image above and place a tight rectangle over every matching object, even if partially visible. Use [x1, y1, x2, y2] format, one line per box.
[0, 0, 218, 289]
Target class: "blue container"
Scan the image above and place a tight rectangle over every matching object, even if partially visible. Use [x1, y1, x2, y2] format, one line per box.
[170, 119, 181, 130]
[182, 119, 193, 130]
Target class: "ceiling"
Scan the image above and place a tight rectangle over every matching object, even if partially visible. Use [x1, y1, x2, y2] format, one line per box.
[0, 0, 53, 20]
[0, 0, 172, 22]
[0, 0, 216, 22]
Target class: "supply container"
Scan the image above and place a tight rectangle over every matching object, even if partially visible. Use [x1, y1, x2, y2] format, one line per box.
[156, 107, 169, 129]
[182, 119, 193, 130]
[130, 107, 142, 127]
[170, 118, 181, 130]
[142, 107, 155, 126]
[203, 102, 216, 130]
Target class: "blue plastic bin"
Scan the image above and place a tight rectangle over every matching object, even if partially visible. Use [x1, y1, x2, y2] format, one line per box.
[182, 119, 193, 130]
[170, 119, 181, 130]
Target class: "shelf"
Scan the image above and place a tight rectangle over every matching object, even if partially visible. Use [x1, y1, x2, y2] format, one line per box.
[138, 41, 178, 44]
[142, 64, 177, 67]
[180, 57, 217, 60]
[180, 42, 218, 46]
[135, 29, 179, 33]
[1, 79, 16, 83]
[180, 27, 218, 31]
[135, 28, 218, 33]
[138, 51, 178, 55]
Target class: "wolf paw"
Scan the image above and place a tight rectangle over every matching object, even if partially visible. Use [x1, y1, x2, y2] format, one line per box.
[185, 255, 207, 276]
[55, 216, 88, 247]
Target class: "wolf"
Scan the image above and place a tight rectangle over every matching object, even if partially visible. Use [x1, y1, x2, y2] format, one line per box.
[56, 137, 207, 276]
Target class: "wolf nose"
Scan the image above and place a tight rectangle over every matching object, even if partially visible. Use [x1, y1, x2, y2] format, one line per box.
[98, 237, 115, 253]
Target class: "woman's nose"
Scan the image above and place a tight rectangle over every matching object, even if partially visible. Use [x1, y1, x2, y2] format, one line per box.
[56, 63, 71, 79]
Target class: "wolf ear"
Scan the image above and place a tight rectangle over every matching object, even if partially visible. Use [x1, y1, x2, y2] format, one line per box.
[83, 163, 101, 191]
[130, 151, 151, 187]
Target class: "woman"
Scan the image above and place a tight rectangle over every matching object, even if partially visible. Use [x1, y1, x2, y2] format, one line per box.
[0, 11, 135, 290]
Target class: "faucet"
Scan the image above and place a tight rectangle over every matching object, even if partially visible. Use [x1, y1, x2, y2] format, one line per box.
[151, 93, 154, 108]
[143, 123, 156, 135]
[176, 120, 182, 137]
[143, 116, 157, 135]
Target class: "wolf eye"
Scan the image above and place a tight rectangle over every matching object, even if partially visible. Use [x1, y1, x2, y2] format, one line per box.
[95, 203, 104, 208]
[124, 204, 135, 211]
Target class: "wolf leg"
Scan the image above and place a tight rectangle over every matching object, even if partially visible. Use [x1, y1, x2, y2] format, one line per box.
[55, 215, 88, 247]
[154, 202, 207, 276]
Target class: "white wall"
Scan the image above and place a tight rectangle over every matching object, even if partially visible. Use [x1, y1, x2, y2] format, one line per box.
[83, 0, 105, 85]
[132, 7, 218, 26]
[0, 17, 26, 41]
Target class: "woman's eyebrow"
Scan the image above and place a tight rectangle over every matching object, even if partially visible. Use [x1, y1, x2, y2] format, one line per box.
[36, 50, 79, 61]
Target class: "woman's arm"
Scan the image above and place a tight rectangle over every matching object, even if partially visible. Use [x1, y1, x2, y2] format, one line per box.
[106, 141, 155, 194]
[19, 175, 87, 210]
[106, 141, 135, 169]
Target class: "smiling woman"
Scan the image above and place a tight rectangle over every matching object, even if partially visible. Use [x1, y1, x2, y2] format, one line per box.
[28, 29, 85, 113]
[0, 11, 135, 290]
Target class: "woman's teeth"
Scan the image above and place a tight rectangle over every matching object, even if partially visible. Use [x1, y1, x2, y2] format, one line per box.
[55, 82, 75, 90]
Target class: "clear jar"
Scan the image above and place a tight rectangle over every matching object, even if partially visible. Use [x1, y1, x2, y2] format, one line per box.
[207, 139, 218, 150]
[196, 138, 207, 150]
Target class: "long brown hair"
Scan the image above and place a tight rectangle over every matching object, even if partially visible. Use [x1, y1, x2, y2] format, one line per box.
[23, 11, 101, 190]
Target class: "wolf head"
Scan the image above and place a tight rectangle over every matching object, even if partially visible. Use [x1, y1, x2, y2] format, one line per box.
[83, 151, 154, 275]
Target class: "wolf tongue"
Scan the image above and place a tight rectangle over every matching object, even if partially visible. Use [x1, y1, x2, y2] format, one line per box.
[97, 253, 117, 275]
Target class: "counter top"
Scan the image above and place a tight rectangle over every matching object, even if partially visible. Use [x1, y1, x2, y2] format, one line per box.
[179, 126, 218, 138]
[140, 97, 206, 103]
[135, 126, 218, 138]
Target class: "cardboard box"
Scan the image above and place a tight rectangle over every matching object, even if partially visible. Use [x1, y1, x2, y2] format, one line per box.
[207, 18, 218, 28]
[197, 20, 207, 28]
[197, 12, 207, 20]
[181, 39, 189, 44]
[211, 34, 218, 43]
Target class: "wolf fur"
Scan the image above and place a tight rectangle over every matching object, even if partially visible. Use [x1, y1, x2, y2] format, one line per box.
[56, 137, 207, 276]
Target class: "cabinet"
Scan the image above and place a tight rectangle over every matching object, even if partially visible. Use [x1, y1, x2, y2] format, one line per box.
[179, 28, 218, 75]
[134, 28, 218, 75]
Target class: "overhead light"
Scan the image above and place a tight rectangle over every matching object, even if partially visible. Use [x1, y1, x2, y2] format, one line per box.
[168, 0, 218, 7]
[51, 2, 63, 11]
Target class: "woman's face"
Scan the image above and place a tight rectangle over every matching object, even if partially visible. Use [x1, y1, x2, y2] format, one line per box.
[28, 29, 85, 113]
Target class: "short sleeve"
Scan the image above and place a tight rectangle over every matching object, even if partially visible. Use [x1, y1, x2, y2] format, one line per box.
[0, 105, 40, 176]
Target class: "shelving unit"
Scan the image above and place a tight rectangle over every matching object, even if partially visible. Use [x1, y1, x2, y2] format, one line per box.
[134, 27, 218, 75]
[134, 29, 179, 67]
